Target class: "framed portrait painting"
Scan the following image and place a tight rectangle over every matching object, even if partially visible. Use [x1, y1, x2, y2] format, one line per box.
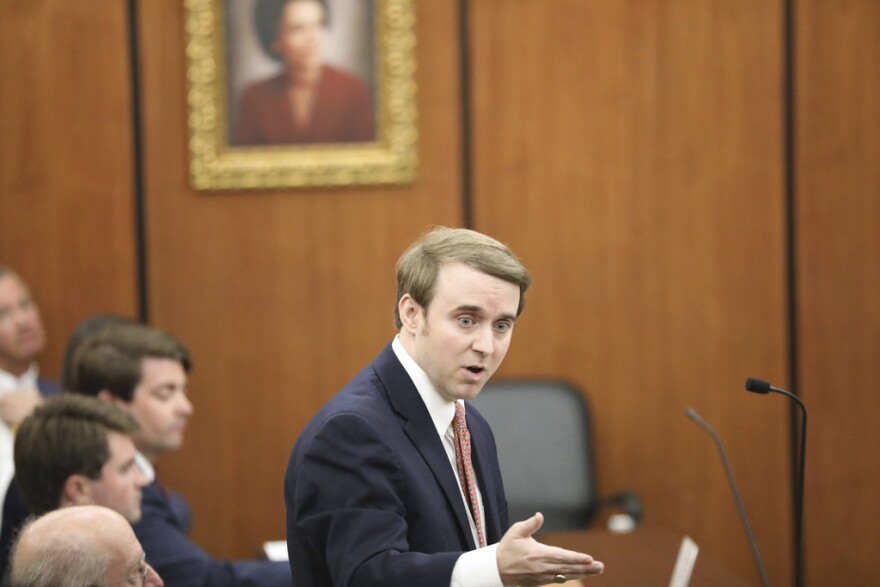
[184, 0, 417, 190]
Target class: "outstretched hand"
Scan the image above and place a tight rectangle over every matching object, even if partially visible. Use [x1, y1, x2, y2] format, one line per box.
[496, 513, 604, 586]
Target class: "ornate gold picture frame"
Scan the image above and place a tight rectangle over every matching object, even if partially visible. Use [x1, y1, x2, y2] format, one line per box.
[184, 0, 417, 190]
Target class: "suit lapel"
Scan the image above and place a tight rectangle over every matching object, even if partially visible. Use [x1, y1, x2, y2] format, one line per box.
[37, 377, 59, 398]
[373, 344, 477, 550]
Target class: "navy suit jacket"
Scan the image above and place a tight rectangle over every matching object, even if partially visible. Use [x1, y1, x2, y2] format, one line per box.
[36, 377, 58, 398]
[0, 482, 25, 582]
[285, 342, 509, 587]
[133, 482, 291, 587]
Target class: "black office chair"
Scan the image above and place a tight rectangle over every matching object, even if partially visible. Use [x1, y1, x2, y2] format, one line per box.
[468, 379, 642, 532]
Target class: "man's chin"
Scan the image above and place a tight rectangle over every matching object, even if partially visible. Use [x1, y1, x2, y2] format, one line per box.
[11, 343, 44, 364]
[165, 431, 187, 448]
[165, 439, 184, 452]
[144, 438, 184, 457]
[455, 382, 488, 401]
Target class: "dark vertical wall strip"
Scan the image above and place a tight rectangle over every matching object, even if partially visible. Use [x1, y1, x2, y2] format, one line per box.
[127, 0, 150, 323]
[457, 0, 474, 229]
[783, 1, 802, 586]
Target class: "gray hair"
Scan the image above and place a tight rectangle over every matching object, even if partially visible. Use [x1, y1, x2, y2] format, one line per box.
[9, 528, 112, 587]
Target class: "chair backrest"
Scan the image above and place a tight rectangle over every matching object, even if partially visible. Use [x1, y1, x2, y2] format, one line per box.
[468, 379, 598, 532]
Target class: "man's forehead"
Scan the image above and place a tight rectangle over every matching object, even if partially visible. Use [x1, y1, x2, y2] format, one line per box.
[0, 273, 30, 297]
[136, 356, 187, 386]
[429, 269, 521, 318]
[107, 430, 137, 453]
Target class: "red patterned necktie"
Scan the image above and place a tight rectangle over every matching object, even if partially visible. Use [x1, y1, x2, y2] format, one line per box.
[452, 401, 486, 548]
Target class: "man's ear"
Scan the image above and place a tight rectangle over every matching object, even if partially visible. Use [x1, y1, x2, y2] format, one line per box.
[398, 294, 421, 334]
[97, 389, 122, 406]
[61, 474, 93, 507]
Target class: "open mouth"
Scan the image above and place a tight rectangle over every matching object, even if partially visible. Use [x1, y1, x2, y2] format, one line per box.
[466, 366, 485, 374]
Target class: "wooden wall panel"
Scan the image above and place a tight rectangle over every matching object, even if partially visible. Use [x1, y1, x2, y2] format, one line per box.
[797, 1, 880, 584]
[0, 0, 138, 376]
[470, 1, 792, 585]
[136, 0, 463, 558]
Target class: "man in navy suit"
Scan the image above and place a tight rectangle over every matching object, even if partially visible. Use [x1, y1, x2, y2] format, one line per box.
[67, 321, 291, 587]
[0, 267, 58, 533]
[285, 227, 605, 587]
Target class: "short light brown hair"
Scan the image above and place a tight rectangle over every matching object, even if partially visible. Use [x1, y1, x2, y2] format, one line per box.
[14, 395, 140, 515]
[393, 226, 532, 329]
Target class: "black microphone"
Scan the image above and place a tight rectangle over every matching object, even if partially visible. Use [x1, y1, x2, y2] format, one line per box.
[686, 408, 771, 587]
[746, 378, 807, 587]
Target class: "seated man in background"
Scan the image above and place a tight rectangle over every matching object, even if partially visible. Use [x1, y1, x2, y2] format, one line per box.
[0, 394, 148, 579]
[70, 321, 291, 587]
[0, 267, 58, 530]
[8, 505, 163, 587]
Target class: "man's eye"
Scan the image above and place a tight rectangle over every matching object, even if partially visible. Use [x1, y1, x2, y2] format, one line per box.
[494, 321, 511, 333]
[459, 317, 474, 327]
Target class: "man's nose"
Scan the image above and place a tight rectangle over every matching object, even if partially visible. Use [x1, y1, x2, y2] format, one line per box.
[12, 307, 34, 328]
[145, 564, 164, 586]
[471, 325, 494, 355]
[176, 394, 194, 416]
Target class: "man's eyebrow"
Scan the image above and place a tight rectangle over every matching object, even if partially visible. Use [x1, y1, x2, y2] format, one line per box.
[127, 552, 146, 572]
[454, 305, 517, 322]
[148, 379, 185, 392]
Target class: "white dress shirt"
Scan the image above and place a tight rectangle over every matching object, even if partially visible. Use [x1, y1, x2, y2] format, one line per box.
[135, 451, 156, 482]
[0, 364, 39, 530]
[392, 337, 503, 587]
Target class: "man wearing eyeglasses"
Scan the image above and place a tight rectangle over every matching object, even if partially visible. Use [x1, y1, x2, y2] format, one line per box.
[8, 505, 163, 587]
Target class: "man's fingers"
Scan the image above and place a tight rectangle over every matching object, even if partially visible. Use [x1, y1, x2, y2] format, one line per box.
[499, 516, 604, 586]
[568, 560, 604, 575]
[541, 561, 605, 585]
[508, 512, 544, 538]
[541, 544, 595, 565]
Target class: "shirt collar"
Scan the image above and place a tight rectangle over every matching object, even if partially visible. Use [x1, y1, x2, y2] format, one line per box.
[0, 363, 39, 393]
[391, 335, 459, 439]
[135, 451, 156, 482]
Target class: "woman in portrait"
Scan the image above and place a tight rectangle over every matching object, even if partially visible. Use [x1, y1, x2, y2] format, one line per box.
[234, 0, 375, 146]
